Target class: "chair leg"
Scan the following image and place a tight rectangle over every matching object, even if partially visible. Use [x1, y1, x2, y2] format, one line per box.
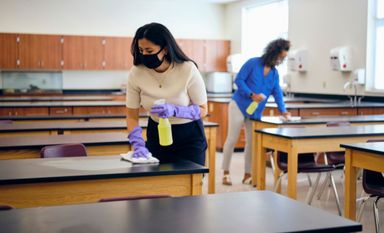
[317, 172, 331, 200]
[307, 174, 312, 187]
[330, 173, 342, 216]
[373, 197, 381, 233]
[306, 173, 321, 205]
[357, 196, 370, 222]
[273, 172, 285, 192]
[269, 152, 275, 173]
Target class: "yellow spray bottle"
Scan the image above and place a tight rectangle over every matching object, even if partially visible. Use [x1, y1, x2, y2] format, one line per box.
[246, 93, 266, 115]
[154, 99, 173, 146]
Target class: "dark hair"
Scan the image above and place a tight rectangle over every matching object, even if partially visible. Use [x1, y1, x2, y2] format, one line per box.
[131, 23, 196, 67]
[261, 38, 291, 67]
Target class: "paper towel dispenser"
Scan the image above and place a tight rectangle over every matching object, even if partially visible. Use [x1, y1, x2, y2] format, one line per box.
[330, 47, 352, 72]
[288, 49, 308, 72]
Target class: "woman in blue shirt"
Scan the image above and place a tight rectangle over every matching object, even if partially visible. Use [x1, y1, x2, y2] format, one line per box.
[222, 38, 291, 185]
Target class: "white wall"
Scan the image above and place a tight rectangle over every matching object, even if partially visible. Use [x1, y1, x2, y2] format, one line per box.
[0, 0, 227, 90]
[0, 0, 226, 39]
[224, 0, 372, 96]
[288, 0, 368, 96]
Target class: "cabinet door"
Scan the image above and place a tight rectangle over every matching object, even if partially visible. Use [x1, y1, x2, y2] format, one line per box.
[358, 107, 384, 115]
[177, 39, 205, 70]
[18, 34, 40, 69]
[39, 35, 62, 70]
[19, 34, 62, 70]
[23, 107, 49, 116]
[83, 36, 104, 70]
[49, 107, 73, 116]
[299, 108, 357, 117]
[204, 40, 230, 72]
[63, 36, 84, 70]
[104, 37, 132, 70]
[0, 33, 18, 69]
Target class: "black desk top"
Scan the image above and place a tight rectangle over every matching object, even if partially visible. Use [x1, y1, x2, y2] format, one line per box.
[0, 191, 361, 233]
[0, 114, 148, 120]
[256, 115, 384, 125]
[0, 132, 129, 149]
[266, 101, 384, 109]
[0, 101, 126, 107]
[0, 120, 218, 133]
[341, 142, 384, 156]
[0, 156, 208, 185]
[256, 125, 384, 139]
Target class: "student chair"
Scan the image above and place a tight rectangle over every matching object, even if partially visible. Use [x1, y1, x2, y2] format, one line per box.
[40, 143, 87, 158]
[316, 121, 351, 201]
[357, 139, 384, 233]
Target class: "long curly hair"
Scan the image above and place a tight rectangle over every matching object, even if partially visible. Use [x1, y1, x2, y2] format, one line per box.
[261, 38, 290, 67]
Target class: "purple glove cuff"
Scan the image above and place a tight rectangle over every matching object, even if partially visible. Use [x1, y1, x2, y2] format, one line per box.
[174, 104, 201, 120]
[128, 126, 145, 147]
[150, 103, 201, 120]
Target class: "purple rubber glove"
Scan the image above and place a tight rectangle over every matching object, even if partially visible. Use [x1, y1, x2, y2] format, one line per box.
[150, 103, 201, 120]
[127, 126, 150, 159]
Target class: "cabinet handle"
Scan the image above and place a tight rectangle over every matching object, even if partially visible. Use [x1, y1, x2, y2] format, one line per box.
[340, 111, 349, 115]
[311, 112, 320, 115]
[40, 60, 44, 67]
[8, 112, 12, 116]
[15, 112, 18, 116]
[84, 62, 87, 68]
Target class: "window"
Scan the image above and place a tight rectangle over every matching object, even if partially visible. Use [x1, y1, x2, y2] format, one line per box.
[242, 0, 288, 79]
[368, 0, 384, 90]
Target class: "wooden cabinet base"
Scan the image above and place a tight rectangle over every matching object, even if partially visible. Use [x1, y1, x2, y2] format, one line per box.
[0, 174, 203, 208]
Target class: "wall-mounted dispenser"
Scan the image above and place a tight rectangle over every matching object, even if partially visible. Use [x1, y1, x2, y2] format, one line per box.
[288, 49, 308, 72]
[330, 47, 352, 72]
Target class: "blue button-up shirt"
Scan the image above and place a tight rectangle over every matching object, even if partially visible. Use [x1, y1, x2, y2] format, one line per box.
[232, 57, 286, 120]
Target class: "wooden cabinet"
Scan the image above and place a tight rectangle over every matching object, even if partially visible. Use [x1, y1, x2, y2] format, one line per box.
[177, 39, 205, 69]
[177, 39, 230, 72]
[263, 107, 299, 116]
[49, 107, 73, 116]
[299, 108, 357, 117]
[204, 40, 230, 72]
[208, 101, 244, 151]
[1, 32, 230, 71]
[357, 107, 384, 115]
[73, 106, 125, 115]
[0, 107, 48, 116]
[0, 33, 18, 69]
[104, 37, 132, 70]
[63, 36, 104, 70]
[18, 34, 62, 70]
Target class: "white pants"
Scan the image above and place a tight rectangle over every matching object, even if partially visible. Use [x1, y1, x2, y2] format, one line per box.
[222, 100, 253, 173]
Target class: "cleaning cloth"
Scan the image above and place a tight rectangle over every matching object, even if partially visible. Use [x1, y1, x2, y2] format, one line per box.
[120, 151, 159, 164]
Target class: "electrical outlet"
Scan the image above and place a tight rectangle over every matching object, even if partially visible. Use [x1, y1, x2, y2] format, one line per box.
[322, 81, 327, 88]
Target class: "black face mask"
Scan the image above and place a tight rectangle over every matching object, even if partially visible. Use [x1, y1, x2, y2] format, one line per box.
[140, 48, 164, 69]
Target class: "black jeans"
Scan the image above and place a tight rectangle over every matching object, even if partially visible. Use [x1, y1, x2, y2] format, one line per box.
[146, 118, 207, 166]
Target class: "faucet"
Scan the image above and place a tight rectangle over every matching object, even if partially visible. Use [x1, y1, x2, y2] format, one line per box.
[343, 81, 363, 107]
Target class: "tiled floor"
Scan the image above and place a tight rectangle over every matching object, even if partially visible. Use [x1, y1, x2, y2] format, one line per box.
[203, 152, 383, 233]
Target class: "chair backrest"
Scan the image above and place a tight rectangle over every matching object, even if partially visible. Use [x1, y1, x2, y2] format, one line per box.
[40, 143, 87, 158]
[326, 121, 351, 127]
[362, 139, 384, 196]
[0, 205, 13, 210]
[362, 169, 384, 196]
[99, 195, 171, 203]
